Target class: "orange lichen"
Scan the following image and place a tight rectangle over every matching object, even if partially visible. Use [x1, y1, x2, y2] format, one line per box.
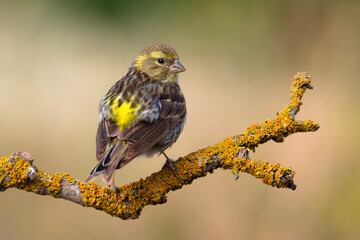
[0, 155, 79, 198]
[0, 156, 31, 189]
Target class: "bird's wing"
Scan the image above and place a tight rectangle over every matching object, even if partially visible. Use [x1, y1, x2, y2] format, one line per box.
[86, 118, 123, 182]
[94, 89, 162, 165]
[96, 119, 119, 161]
[159, 99, 187, 119]
[116, 98, 186, 168]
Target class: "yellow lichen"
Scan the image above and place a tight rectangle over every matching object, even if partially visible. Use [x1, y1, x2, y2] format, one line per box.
[0, 156, 32, 189]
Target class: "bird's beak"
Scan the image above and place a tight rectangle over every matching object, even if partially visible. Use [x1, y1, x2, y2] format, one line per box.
[170, 60, 186, 74]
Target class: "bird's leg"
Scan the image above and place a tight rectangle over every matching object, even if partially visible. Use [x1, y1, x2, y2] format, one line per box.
[107, 178, 120, 195]
[161, 152, 177, 175]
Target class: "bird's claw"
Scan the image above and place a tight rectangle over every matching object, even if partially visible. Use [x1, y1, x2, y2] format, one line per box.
[108, 182, 120, 196]
[162, 157, 176, 173]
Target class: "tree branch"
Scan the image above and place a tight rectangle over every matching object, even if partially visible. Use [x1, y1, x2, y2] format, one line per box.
[0, 72, 319, 219]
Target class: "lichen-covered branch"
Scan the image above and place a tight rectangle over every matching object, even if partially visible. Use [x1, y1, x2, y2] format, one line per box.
[0, 72, 319, 219]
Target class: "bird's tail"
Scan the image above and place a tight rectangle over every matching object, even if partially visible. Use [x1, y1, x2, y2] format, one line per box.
[84, 147, 114, 183]
[84, 142, 127, 184]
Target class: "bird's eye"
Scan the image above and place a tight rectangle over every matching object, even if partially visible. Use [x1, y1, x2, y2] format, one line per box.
[157, 58, 164, 64]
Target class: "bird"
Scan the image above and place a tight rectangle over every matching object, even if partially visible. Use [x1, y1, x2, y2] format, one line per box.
[84, 43, 186, 194]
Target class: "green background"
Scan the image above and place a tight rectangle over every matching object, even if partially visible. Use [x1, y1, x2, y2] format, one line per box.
[1, 1, 359, 239]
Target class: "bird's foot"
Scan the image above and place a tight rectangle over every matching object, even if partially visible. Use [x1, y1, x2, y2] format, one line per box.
[162, 152, 177, 176]
[162, 157, 176, 172]
[108, 182, 120, 195]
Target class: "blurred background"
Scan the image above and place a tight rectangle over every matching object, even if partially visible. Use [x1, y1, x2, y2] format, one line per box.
[1, 0, 359, 239]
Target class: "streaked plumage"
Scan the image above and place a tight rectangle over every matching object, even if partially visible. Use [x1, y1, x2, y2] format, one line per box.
[85, 44, 186, 193]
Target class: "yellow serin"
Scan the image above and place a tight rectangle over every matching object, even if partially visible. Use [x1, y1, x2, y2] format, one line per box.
[85, 43, 187, 194]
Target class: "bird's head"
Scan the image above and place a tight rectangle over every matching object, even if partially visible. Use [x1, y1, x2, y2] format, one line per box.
[133, 43, 186, 81]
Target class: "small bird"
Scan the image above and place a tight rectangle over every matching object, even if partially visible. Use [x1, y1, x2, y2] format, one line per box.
[85, 44, 186, 193]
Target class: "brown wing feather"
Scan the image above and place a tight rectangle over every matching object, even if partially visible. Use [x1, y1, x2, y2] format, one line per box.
[116, 119, 170, 168]
[105, 119, 119, 137]
[160, 100, 186, 119]
[95, 121, 108, 161]
[96, 119, 119, 161]
[100, 141, 127, 183]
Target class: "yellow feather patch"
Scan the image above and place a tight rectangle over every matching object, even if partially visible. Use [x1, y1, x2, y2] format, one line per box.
[111, 98, 140, 129]
[135, 54, 146, 71]
[150, 51, 166, 59]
